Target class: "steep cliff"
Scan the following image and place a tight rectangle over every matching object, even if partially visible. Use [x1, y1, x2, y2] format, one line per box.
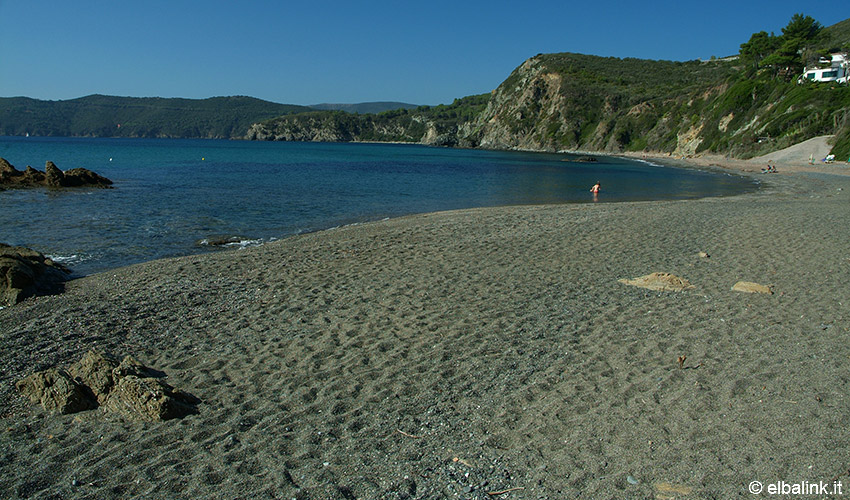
[458, 53, 738, 154]
[453, 16, 850, 158]
[248, 41, 849, 160]
[460, 52, 849, 158]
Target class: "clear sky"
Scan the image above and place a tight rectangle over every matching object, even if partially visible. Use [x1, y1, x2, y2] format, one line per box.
[0, 0, 846, 106]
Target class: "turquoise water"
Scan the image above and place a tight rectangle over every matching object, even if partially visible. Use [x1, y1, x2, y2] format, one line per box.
[0, 137, 757, 275]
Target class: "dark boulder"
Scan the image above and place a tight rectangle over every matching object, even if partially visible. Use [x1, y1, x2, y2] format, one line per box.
[199, 236, 248, 247]
[0, 244, 70, 306]
[0, 157, 19, 180]
[16, 368, 97, 414]
[23, 166, 46, 184]
[63, 167, 113, 187]
[44, 161, 66, 187]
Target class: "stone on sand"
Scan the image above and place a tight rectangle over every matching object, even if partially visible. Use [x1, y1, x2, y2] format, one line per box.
[654, 481, 694, 499]
[112, 354, 160, 379]
[732, 281, 773, 294]
[67, 350, 120, 404]
[619, 272, 695, 292]
[104, 374, 198, 422]
[16, 368, 96, 414]
[0, 243, 71, 306]
[17, 350, 199, 421]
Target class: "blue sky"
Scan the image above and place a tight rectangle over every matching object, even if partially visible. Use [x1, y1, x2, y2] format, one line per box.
[0, 1, 847, 105]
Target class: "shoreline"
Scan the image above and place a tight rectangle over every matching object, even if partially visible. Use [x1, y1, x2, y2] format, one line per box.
[1, 138, 770, 279]
[615, 135, 850, 178]
[2, 152, 850, 498]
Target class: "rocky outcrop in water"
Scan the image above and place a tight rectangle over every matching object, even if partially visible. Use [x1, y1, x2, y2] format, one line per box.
[0, 158, 112, 189]
[0, 244, 71, 306]
[16, 350, 200, 421]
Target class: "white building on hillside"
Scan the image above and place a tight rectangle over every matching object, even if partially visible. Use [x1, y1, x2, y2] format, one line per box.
[800, 53, 848, 84]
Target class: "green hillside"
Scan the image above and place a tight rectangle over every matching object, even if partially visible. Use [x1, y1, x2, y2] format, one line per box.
[250, 14, 850, 159]
[308, 102, 420, 114]
[461, 53, 739, 152]
[464, 49, 849, 159]
[822, 17, 850, 50]
[0, 95, 311, 139]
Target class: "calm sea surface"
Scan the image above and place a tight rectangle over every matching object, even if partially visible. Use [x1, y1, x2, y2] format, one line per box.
[0, 137, 758, 275]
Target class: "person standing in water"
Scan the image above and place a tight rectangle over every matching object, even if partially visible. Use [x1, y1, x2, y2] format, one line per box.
[590, 181, 601, 201]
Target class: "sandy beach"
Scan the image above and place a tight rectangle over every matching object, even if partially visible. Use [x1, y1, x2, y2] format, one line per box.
[2, 152, 850, 499]
[628, 135, 850, 178]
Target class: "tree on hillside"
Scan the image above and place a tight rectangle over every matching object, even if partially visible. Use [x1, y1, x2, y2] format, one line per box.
[760, 38, 806, 77]
[781, 13, 823, 43]
[745, 13, 824, 79]
[739, 31, 780, 70]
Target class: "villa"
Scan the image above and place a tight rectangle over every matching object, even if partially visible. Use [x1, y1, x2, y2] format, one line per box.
[800, 53, 848, 84]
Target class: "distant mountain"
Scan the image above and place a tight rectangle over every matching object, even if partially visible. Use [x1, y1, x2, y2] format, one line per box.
[0, 95, 421, 138]
[0, 95, 311, 139]
[309, 102, 420, 114]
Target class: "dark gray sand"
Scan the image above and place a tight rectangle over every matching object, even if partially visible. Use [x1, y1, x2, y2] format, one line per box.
[2, 169, 849, 499]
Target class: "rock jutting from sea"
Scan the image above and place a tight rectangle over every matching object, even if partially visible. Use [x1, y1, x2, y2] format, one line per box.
[0, 158, 112, 189]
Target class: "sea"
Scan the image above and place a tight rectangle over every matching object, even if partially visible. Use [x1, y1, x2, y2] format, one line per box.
[0, 137, 758, 276]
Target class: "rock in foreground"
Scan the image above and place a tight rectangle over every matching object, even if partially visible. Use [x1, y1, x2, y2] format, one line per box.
[0, 243, 71, 306]
[0, 158, 112, 189]
[14, 368, 97, 414]
[732, 281, 773, 294]
[619, 272, 695, 292]
[16, 350, 199, 421]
